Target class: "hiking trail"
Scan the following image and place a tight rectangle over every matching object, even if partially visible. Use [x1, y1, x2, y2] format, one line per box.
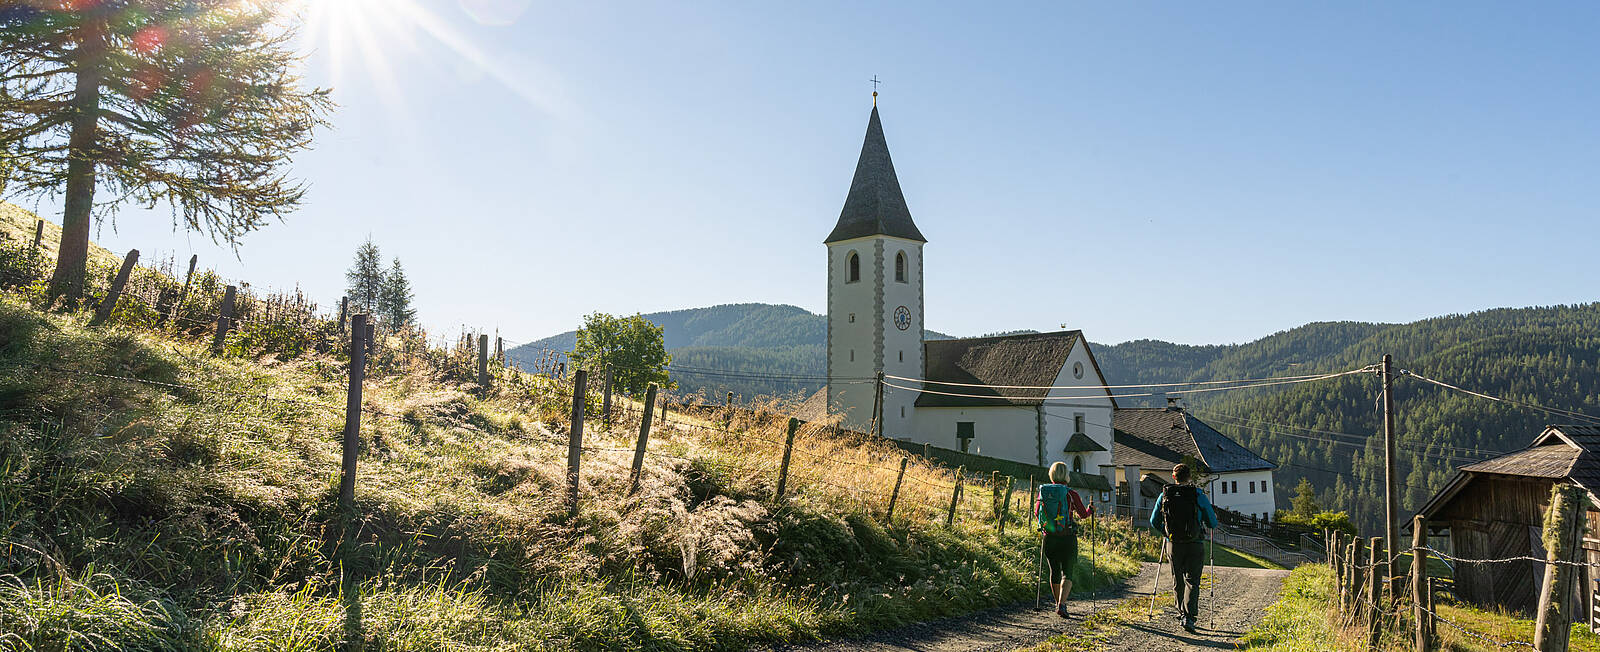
[764, 562, 1291, 652]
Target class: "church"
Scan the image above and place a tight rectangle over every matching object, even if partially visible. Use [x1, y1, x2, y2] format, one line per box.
[819, 98, 1276, 519]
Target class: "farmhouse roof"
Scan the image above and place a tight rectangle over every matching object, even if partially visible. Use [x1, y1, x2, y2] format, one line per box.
[825, 106, 926, 244]
[1112, 408, 1276, 474]
[914, 331, 1116, 408]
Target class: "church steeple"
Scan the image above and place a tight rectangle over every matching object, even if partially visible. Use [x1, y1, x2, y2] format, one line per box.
[824, 106, 927, 244]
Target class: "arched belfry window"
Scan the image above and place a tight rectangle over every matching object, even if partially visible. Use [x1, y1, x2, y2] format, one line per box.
[847, 252, 860, 283]
[895, 251, 907, 283]
[1073, 456, 1084, 473]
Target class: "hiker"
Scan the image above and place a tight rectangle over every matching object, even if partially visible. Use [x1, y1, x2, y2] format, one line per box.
[1149, 462, 1219, 632]
[1035, 461, 1093, 618]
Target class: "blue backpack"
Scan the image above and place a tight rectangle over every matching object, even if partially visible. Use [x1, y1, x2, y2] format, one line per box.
[1038, 484, 1078, 534]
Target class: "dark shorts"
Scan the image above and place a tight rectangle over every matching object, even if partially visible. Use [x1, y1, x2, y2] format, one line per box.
[1044, 532, 1078, 584]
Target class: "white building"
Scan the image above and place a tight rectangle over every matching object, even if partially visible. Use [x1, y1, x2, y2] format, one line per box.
[819, 100, 1274, 515]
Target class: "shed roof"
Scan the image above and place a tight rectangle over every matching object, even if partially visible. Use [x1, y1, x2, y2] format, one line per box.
[1112, 408, 1276, 474]
[1415, 424, 1600, 522]
[1063, 432, 1107, 453]
[825, 106, 926, 244]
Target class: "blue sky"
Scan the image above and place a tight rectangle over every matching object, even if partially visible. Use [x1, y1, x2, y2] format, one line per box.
[46, 1, 1600, 346]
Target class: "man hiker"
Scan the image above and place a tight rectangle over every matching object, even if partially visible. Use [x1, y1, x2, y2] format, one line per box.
[1034, 461, 1094, 618]
[1148, 463, 1219, 632]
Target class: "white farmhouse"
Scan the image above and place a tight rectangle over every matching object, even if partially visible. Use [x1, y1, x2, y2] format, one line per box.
[1112, 404, 1278, 522]
[818, 99, 1275, 515]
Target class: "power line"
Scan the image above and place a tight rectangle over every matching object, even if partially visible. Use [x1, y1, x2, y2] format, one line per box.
[1399, 369, 1600, 426]
[886, 368, 1371, 391]
[882, 367, 1371, 403]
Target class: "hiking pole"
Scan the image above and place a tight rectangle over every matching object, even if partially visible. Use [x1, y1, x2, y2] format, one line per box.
[1034, 526, 1046, 611]
[1088, 513, 1097, 612]
[1148, 538, 1166, 621]
[1207, 528, 1216, 631]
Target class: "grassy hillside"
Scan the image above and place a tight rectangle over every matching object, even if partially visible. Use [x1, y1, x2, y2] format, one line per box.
[0, 217, 1149, 649]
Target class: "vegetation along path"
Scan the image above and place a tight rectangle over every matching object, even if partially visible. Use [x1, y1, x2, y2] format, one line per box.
[768, 563, 1290, 652]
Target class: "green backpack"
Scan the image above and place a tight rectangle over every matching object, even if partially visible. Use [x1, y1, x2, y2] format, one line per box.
[1037, 484, 1077, 534]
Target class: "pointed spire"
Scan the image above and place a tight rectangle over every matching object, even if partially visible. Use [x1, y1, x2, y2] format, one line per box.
[825, 105, 926, 244]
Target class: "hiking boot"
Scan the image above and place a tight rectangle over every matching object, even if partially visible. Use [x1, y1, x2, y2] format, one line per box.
[1182, 617, 1197, 632]
[1056, 604, 1070, 619]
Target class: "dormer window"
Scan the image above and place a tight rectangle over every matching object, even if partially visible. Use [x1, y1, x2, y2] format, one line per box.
[847, 252, 860, 283]
[895, 251, 907, 283]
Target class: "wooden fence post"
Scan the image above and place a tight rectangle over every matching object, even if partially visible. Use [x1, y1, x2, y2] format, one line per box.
[1413, 515, 1430, 652]
[946, 466, 965, 528]
[339, 313, 367, 512]
[477, 334, 489, 391]
[1348, 538, 1364, 622]
[1426, 576, 1437, 642]
[724, 391, 733, 431]
[567, 369, 587, 519]
[1536, 484, 1587, 652]
[627, 383, 658, 495]
[338, 296, 348, 333]
[886, 457, 908, 522]
[774, 418, 799, 501]
[1332, 531, 1344, 617]
[990, 471, 1001, 523]
[160, 254, 197, 327]
[90, 249, 138, 327]
[31, 219, 43, 254]
[660, 395, 668, 423]
[211, 285, 236, 354]
[1000, 475, 1015, 535]
[601, 365, 614, 426]
[495, 337, 503, 365]
[1368, 537, 1383, 648]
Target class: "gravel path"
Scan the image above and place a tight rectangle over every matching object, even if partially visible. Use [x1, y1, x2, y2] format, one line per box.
[762, 563, 1290, 652]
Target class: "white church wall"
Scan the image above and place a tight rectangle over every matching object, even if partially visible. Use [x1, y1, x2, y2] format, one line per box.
[908, 406, 1038, 463]
[1040, 340, 1116, 472]
[880, 239, 924, 438]
[827, 239, 878, 430]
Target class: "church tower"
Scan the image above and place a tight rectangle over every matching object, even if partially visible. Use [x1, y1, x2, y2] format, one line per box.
[826, 100, 926, 436]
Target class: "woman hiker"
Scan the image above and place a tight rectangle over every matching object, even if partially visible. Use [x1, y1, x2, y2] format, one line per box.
[1034, 461, 1094, 618]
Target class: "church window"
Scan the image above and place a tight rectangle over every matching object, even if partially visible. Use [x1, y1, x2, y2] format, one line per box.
[1249, 482, 1256, 494]
[898, 350, 903, 362]
[847, 252, 860, 283]
[900, 406, 905, 418]
[1072, 456, 1084, 473]
[1073, 413, 1085, 434]
[1221, 482, 1228, 494]
[895, 251, 907, 283]
[1073, 362, 1084, 379]
[956, 422, 975, 452]
[850, 350, 854, 362]
[849, 313, 855, 323]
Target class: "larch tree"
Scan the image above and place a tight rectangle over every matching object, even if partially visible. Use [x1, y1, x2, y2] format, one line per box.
[379, 257, 415, 332]
[0, 1, 332, 300]
[344, 238, 383, 314]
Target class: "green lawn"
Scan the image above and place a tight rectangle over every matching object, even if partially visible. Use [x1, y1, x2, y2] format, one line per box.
[1210, 543, 1287, 570]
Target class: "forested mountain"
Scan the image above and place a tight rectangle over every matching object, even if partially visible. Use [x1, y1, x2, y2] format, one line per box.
[512, 302, 1600, 531]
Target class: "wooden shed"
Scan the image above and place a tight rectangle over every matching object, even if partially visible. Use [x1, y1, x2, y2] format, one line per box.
[1415, 424, 1600, 620]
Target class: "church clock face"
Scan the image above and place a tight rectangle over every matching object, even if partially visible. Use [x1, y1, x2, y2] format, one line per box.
[894, 306, 912, 331]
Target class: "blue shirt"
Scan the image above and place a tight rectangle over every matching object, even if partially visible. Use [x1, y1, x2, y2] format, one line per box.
[1148, 486, 1220, 534]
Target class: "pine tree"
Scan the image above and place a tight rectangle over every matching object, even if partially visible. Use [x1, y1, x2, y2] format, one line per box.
[0, 2, 332, 300]
[380, 258, 416, 332]
[345, 239, 385, 314]
[1290, 477, 1321, 518]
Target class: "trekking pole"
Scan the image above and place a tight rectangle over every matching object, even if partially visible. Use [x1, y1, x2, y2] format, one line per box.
[1208, 528, 1216, 630]
[1034, 526, 1046, 611]
[1148, 538, 1166, 621]
[1089, 512, 1098, 612]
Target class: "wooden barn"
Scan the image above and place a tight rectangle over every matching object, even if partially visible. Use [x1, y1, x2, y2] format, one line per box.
[1414, 424, 1600, 620]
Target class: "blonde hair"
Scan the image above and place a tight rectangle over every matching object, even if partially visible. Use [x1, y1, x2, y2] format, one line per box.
[1048, 461, 1070, 484]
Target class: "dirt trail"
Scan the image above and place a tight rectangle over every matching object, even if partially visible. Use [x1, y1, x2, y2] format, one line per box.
[763, 563, 1290, 652]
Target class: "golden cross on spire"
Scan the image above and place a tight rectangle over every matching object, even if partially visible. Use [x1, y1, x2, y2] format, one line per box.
[870, 75, 881, 105]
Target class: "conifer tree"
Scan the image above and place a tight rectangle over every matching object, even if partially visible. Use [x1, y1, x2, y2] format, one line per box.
[0, 1, 332, 300]
[345, 239, 384, 314]
[380, 258, 416, 332]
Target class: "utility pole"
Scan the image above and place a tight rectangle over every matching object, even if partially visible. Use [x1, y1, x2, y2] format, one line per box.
[1382, 354, 1400, 602]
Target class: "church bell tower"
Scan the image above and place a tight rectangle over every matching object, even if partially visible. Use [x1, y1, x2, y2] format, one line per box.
[826, 98, 926, 436]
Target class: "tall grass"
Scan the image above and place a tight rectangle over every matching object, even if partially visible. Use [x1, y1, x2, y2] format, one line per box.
[0, 282, 1151, 650]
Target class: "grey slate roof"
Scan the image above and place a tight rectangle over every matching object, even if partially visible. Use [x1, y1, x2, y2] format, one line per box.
[1112, 408, 1276, 474]
[1067, 471, 1112, 492]
[1063, 432, 1107, 453]
[825, 106, 926, 244]
[915, 331, 1092, 407]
